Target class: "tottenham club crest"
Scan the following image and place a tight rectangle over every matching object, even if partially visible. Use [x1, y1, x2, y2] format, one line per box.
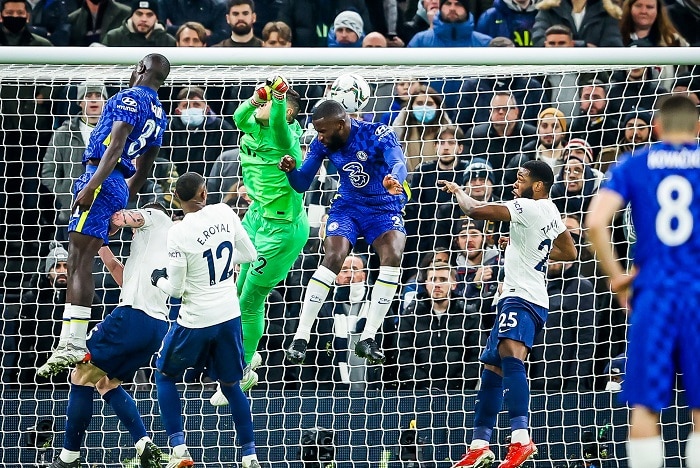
[356, 150, 368, 161]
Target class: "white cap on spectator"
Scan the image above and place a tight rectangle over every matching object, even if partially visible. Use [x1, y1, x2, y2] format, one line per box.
[77, 80, 107, 100]
[333, 11, 364, 38]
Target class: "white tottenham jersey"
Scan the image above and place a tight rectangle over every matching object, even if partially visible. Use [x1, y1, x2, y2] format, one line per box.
[120, 208, 172, 321]
[500, 197, 566, 308]
[165, 203, 256, 328]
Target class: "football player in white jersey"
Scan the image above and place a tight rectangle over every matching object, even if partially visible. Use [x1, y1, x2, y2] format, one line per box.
[439, 160, 577, 468]
[150, 172, 260, 468]
[49, 203, 172, 468]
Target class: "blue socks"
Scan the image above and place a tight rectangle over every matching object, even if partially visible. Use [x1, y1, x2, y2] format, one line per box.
[501, 357, 529, 431]
[219, 382, 256, 455]
[155, 372, 184, 443]
[102, 387, 147, 444]
[472, 369, 504, 443]
[64, 384, 94, 451]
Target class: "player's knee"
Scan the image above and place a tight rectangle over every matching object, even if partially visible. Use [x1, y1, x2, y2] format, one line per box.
[321, 254, 344, 273]
[70, 366, 98, 387]
[95, 377, 121, 395]
[497, 339, 528, 360]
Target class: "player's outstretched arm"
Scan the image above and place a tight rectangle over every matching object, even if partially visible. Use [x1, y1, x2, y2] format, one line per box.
[439, 180, 511, 222]
[233, 84, 269, 133]
[99, 246, 124, 287]
[383, 146, 408, 188]
[279, 149, 324, 192]
[109, 209, 146, 233]
[127, 145, 159, 201]
[72, 121, 134, 212]
[268, 76, 294, 149]
[549, 229, 577, 262]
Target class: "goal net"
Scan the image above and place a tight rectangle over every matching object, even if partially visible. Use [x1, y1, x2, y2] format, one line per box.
[1, 50, 697, 467]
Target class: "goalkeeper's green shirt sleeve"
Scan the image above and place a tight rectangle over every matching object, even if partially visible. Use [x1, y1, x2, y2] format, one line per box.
[269, 96, 294, 150]
[233, 99, 260, 134]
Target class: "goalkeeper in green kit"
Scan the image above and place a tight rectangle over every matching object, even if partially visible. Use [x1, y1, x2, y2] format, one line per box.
[211, 76, 309, 404]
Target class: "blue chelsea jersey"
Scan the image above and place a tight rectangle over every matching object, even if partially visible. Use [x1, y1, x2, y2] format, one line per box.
[83, 86, 167, 178]
[307, 119, 407, 206]
[604, 141, 700, 283]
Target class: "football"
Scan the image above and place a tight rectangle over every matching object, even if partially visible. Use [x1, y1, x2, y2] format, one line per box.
[328, 73, 371, 112]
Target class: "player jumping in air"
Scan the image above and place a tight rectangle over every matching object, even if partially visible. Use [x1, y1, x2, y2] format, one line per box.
[40, 53, 170, 377]
[586, 96, 700, 468]
[49, 204, 172, 468]
[210, 75, 309, 405]
[440, 159, 576, 468]
[280, 99, 408, 365]
[151, 172, 260, 468]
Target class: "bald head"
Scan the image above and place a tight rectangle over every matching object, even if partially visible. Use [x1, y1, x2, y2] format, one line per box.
[144, 53, 171, 84]
[131, 53, 171, 89]
[362, 32, 387, 48]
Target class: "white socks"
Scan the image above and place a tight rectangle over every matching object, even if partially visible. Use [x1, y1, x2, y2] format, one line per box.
[627, 436, 664, 468]
[360, 266, 400, 341]
[58, 304, 71, 346]
[687, 431, 700, 468]
[67, 304, 92, 347]
[511, 429, 530, 445]
[294, 266, 335, 341]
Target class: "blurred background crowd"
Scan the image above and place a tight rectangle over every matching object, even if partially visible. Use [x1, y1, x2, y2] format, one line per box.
[1, 0, 699, 395]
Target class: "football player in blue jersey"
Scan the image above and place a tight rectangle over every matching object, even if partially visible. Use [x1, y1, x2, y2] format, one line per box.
[587, 95, 700, 468]
[280, 99, 408, 365]
[40, 53, 170, 377]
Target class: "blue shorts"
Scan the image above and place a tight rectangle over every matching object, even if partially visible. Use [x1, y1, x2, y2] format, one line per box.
[326, 197, 405, 246]
[480, 297, 548, 367]
[623, 286, 700, 411]
[155, 317, 245, 384]
[87, 306, 169, 382]
[68, 165, 129, 244]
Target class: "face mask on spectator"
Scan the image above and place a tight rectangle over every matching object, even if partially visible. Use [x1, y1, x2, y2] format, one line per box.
[412, 105, 437, 124]
[349, 281, 366, 303]
[179, 107, 205, 127]
[2, 16, 26, 34]
[605, 381, 622, 392]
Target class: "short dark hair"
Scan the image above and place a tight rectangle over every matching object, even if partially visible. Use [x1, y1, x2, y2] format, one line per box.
[522, 159, 555, 192]
[545, 24, 573, 38]
[177, 86, 206, 101]
[1, 0, 29, 11]
[142, 201, 170, 217]
[437, 124, 464, 141]
[227, 0, 254, 12]
[312, 99, 347, 121]
[175, 172, 205, 202]
[658, 94, 699, 133]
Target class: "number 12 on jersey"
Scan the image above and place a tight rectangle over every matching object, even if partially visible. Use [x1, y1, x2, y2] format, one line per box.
[203, 241, 234, 285]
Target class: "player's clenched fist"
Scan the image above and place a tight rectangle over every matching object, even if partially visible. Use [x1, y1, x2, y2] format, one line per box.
[251, 83, 272, 107]
[278, 155, 297, 172]
[266, 75, 289, 99]
[383, 175, 403, 195]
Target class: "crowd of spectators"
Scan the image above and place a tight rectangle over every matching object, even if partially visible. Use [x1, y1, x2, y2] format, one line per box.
[1, 0, 699, 395]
